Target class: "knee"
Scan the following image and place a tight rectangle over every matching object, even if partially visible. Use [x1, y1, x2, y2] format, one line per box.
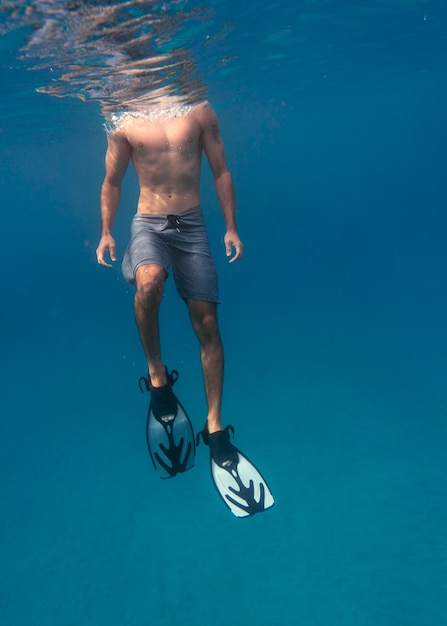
[194, 311, 221, 345]
[135, 265, 165, 306]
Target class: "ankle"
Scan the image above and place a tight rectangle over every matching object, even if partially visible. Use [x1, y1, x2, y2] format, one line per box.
[207, 415, 222, 434]
[149, 367, 167, 388]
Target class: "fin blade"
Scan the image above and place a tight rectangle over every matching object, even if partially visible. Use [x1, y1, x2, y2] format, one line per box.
[146, 400, 195, 479]
[211, 450, 274, 518]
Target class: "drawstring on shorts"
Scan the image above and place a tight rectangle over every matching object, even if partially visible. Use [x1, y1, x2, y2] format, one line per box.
[167, 215, 181, 232]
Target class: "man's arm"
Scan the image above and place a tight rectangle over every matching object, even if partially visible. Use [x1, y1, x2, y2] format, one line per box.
[199, 103, 243, 263]
[96, 133, 132, 267]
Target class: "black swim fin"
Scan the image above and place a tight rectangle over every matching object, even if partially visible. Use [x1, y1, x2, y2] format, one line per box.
[197, 425, 274, 518]
[139, 369, 195, 479]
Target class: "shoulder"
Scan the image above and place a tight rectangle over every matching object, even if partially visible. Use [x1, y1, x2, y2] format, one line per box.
[194, 102, 223, 143]
[106, 129, 128, 144]
[194, 101, 218, 126]
[105, 122, 132, 152]
[104, 125, 132, 169]
[103, 112, 133, 143]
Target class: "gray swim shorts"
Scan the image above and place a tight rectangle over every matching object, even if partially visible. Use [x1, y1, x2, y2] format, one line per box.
[122, 206, 219, 303]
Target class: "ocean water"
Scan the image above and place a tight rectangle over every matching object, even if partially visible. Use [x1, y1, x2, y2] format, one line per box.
[1, 1, 447, 625]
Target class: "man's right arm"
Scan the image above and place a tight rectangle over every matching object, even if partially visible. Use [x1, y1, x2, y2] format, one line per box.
[96, 133, 131, 267]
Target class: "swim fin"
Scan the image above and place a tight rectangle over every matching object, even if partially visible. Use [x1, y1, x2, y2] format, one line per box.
[139, 369, 195, 479]
[196, 425, 274, 518]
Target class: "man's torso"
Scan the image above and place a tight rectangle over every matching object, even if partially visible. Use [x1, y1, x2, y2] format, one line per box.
[120, 105, 205, 214]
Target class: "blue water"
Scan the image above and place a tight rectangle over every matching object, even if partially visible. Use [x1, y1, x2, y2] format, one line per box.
[1, 1, 447, 625]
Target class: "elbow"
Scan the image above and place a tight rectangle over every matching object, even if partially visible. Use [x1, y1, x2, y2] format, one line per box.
[102, 177, 121, 191]
[214, 166, 231, 182]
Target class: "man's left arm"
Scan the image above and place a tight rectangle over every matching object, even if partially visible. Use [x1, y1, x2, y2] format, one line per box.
[199, 103, 243, 263]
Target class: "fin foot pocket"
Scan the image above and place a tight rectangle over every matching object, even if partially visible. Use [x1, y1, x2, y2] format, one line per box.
[197, 425, 239, 468]
[139, 368, 179, 422]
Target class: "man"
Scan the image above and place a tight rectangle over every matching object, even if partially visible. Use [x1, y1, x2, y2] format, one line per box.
[95, 100, 275, 517]
[96, 99, 242, 445]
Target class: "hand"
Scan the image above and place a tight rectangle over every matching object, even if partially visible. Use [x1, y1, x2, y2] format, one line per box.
[96, 234, 117, 268]
[224, 231, 243, 263]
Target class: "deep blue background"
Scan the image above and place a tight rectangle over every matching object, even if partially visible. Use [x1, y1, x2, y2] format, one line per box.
[1, 2, 447, 625]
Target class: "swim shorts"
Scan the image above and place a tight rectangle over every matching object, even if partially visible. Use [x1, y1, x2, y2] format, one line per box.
[122, 206, 219, 303]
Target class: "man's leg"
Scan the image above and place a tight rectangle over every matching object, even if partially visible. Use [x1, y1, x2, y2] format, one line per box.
[134, 264, 167, 387]
[188, 300, 224, 433]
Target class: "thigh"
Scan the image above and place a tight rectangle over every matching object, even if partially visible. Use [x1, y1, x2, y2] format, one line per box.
[170, 244, 219, 303]
[166, 208, 220, 303]
[122, 216, 171, 285]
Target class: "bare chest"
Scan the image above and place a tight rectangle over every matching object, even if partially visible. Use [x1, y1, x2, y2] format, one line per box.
[126, 117, 201, 160]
